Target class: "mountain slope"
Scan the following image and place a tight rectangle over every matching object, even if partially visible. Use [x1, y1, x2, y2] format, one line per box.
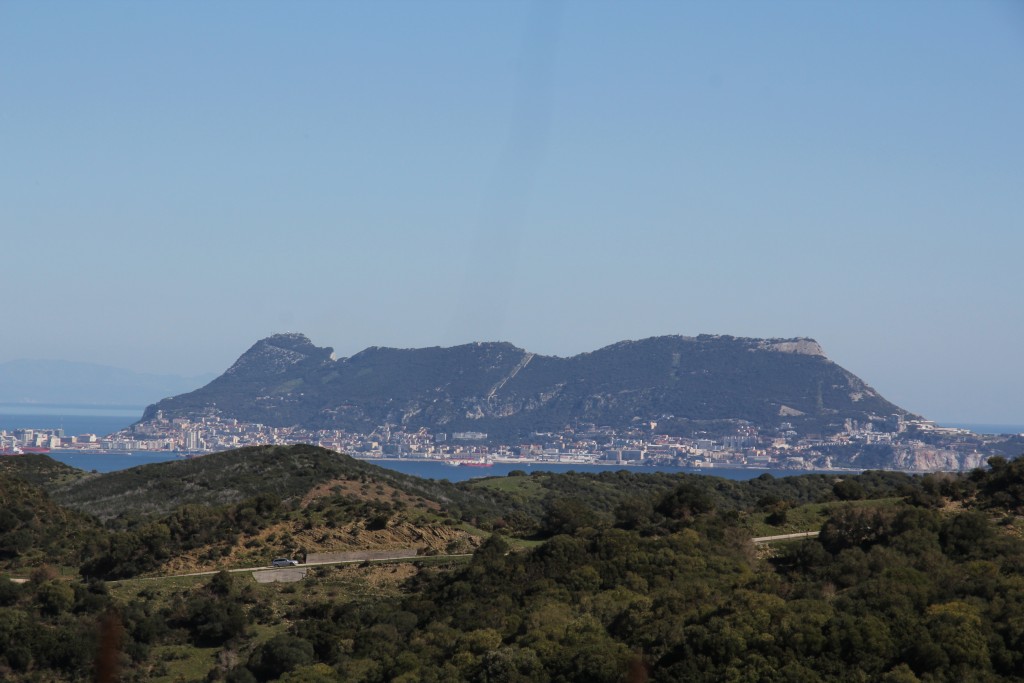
[49, 444, 500, 521]
[141, 333, 914, 438]
[0, 453, 93, 489]
[0, 469, 104, 569]
[45, 445, 501, 578]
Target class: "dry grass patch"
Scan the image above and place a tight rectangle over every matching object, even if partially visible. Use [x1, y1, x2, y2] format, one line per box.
[301, 477, 441, 511]
[292, 519, 482, 554]
[361, 562, 419, 590]
[150, 516, 482, 576]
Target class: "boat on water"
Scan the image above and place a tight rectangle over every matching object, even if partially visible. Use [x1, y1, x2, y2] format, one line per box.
[443, 459, 494, 468]
[1, 445, 51, 456]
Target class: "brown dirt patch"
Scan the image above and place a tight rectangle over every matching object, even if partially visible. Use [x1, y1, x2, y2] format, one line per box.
[360, 562, 418, 590]
[293, 520, 481, 555]
[300, 478, 440, 511]
[153, 517, 480, 576]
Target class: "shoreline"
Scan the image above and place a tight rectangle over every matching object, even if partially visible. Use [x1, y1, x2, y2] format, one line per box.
[48, 449, 773, 469]
[36, 449, 937, 475]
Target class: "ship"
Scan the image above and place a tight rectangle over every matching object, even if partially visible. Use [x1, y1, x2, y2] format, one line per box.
[0, 445, 50, 456]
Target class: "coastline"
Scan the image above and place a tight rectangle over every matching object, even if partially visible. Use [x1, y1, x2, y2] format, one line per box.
[351, 455, 774, 470]
[34, 449, 888, 475]
[43, 449, 781, 471]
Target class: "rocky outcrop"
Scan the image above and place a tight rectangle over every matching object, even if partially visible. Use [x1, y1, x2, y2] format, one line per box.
[888, 443, 989, 472]
[755, 339, 825, 356]
[224, 333, 334, 376]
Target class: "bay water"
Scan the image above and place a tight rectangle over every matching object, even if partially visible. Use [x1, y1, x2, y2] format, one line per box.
[4, 406, 1021, 481]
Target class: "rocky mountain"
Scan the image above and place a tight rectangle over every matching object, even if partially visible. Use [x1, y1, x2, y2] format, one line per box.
[141, 333, 914, 439]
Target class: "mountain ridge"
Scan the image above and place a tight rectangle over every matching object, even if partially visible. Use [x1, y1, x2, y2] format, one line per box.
[142, 333, 914, 439]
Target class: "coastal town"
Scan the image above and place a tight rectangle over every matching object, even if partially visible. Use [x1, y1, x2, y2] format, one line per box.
[1, 409, 1002, 472]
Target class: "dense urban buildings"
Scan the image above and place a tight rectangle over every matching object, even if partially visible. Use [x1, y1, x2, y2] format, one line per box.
[2, 410, 996, 472]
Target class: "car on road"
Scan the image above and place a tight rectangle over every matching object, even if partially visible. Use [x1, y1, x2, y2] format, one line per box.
[271, 558, 299, 567]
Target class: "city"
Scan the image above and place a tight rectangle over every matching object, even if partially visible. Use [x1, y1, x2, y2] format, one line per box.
[1, 409, 995, 472]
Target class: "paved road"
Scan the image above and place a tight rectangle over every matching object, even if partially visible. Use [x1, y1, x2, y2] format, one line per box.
[751, 531, 820, 544]
[125, 553, 475, 582]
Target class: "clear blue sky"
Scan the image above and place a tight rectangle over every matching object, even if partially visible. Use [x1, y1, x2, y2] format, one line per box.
[2, 1, 1022, 424]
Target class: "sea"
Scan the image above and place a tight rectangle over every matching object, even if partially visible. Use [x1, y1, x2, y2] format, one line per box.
[0, 403, 141, 436]
[2, 404, 1022, 481]
[943, 423, 1024, 436]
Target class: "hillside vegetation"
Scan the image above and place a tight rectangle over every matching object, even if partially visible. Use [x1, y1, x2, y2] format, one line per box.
[0, 471, 104, 570]
[49, 445, 507, 522]
[40, 446, 498, 579]
[0, 454, 92, 489]
[1, 446, 1023, 682]
[322, 460, 1024, 683]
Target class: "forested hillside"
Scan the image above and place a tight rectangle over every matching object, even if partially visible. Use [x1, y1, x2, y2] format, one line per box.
[333, 463, 1024, 682]
[0, 471, 104, 569]
[1, 448, 1023, 682]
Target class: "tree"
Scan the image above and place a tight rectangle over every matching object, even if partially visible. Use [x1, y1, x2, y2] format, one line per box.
[248, 635, 316, 682]
[833, 479, 864, 501]
[542, 498, 607, 536]
[185, 595, 246, 646]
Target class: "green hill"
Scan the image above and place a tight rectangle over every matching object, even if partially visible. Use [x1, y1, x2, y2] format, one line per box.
[2, 447, 1024, 682]
[0, 470, 104, 570]
[48, 445, 501, 579]
[48, 445, 381, 520]
[48, 444, 512, 521]
[296, 459, 1024, 683]
[0, 453, 92, 489]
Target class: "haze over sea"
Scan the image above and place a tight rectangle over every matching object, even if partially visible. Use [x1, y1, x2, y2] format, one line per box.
[3, 406, 1021, 479]
[0, 405, 139, 438]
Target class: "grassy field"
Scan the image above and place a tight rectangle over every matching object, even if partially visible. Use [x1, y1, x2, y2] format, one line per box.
[466, 473, 546, 499]
[742, 497, 903, 538]
[145, 643, 224, 683]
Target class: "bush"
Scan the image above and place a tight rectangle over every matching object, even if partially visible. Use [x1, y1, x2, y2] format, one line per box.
[248, 634, 315, 681]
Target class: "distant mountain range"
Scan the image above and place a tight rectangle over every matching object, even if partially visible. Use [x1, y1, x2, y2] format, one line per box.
[142, 333, 915, 439]
[0, 359, 216, 408]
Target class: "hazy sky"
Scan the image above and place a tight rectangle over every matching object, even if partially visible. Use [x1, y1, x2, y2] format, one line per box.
[2, 1, 1022, 423]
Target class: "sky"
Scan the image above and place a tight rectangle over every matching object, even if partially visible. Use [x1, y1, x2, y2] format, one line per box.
[2, 1, 1022, 424]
